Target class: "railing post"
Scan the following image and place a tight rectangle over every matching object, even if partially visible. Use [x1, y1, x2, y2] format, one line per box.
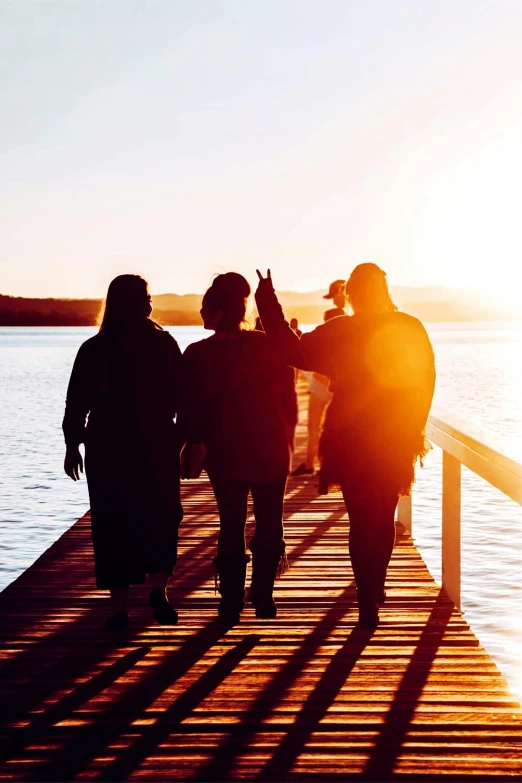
[397, 494, 412, 536]
[442, 451, 461, 608]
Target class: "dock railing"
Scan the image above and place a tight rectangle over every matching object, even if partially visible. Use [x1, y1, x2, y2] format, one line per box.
[397, 405, 522, 608]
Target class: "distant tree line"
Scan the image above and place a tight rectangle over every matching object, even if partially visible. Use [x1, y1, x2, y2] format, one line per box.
[0, 295, 100, 326]
[0, 294, 204, 326]
[1, 292, 515, 326]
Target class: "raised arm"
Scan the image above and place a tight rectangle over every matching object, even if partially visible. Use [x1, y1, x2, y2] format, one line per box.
[255, 269, 335, 376]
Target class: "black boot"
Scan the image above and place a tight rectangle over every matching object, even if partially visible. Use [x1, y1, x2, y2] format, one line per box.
[213, 554, 250, 625]
[356, 584, 386, 607]
[149, 588, 178, 625]
[249, 543, 287, 619]
[106, 611, 129, 631]
[357, 598, 379, 629]
[355, 582, 380, 629]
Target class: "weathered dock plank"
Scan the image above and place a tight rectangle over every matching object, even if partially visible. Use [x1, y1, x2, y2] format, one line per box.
[0, 411, 521, 781]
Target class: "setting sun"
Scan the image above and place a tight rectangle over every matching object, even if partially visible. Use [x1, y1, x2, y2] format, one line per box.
[1, 2, 521, 780]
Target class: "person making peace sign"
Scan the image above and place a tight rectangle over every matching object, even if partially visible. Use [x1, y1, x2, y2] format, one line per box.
[255, 266, 435, 629]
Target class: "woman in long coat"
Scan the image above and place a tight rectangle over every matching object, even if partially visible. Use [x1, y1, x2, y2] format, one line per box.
[63, 274, 183, 629]
[256, 264, 435, 629]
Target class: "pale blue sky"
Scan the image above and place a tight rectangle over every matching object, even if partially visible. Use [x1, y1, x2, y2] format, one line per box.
[1, 0, 521, 299]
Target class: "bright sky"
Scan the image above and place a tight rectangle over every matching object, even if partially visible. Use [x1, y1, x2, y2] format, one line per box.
[1, 0, 521, 299]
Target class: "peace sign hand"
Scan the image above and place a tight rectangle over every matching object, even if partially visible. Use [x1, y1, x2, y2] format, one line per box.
[255, 269, 274, 292]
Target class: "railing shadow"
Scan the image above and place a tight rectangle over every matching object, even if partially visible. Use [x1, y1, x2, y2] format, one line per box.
[190, 582, 358, 783]
[0, 478, 348, 779]
[0, 646, 150, 762]
[24, 618, 229, 782]
[1, 489, 463, 782]
[0, 530, 219, 735]
[0, 488, 225, 757]
[258, 625, 373, 781]
[96, 634, 261, 782]
[363, 588, 455, 779]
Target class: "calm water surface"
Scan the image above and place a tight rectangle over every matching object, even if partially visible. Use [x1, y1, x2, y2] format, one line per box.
[0, 323, 521, 700]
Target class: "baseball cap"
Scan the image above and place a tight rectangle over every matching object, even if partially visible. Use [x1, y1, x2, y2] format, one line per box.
[323, 279, 346, 300]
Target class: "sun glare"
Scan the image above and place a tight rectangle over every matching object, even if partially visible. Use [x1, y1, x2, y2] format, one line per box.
[413, 137, 522, 303]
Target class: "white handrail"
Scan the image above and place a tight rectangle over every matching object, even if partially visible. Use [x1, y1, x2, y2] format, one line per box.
[427, 407, 522, 505]
[397, 405, 522, 608]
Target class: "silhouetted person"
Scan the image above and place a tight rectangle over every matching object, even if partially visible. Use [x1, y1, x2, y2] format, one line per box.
[256, 264, 435, 629]
[180, 273, 297, 624]
[323, 278, 347, 321]
[290, 318, 302, 337]
[291, 369, 332, 476]
[63, 274, 183, 630]
[291, 280, 345, 476]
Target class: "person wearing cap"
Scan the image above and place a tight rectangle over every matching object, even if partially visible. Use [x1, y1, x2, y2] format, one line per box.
[255, 264, 435, 629]
[291, 280, 346, 477]
[323, 279, 347, 321]
[290, 318, 302, 338]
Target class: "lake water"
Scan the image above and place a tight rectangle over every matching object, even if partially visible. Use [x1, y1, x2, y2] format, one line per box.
[0, 323, 521, 701]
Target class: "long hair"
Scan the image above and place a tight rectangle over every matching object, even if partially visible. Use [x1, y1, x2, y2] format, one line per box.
[98, 274, 158, 334]
[202, 272, 252, 330]
[345, 263, 397, 314]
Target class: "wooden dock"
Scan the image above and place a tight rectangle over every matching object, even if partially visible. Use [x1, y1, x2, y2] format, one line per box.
[1, 410, 521, 781]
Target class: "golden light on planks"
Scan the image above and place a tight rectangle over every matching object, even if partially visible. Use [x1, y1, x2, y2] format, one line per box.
[0, 391, 520, 780]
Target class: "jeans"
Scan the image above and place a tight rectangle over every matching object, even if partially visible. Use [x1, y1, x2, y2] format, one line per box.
[209, 475, 288, 559]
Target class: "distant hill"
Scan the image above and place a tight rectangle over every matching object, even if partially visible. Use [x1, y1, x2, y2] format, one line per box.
[0, 287, 518, 326]
[0, 295, 101, 326]
[277, 287, 518, 324]
[268, 287, 519, 323]
[0, 294, 202, 327]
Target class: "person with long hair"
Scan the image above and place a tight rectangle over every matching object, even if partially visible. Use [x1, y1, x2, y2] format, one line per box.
[63, 274, 183, 629]
[180, 272, 297, 624]
[256, 264, 435, 629]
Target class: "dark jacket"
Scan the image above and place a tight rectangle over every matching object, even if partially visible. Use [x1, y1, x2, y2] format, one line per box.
[180, 330, 297, 482]
[63, 321, 181, 453]
[256, 280, 435, 495]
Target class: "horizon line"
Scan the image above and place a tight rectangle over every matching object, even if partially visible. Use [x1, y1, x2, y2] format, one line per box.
[0, 282, 506, 301]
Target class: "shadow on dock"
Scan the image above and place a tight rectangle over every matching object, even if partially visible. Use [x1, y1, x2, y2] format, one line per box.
[1, 468, 521, 781]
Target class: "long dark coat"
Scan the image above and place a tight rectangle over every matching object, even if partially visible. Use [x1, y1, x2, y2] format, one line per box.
[63, 320, 183, 588]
